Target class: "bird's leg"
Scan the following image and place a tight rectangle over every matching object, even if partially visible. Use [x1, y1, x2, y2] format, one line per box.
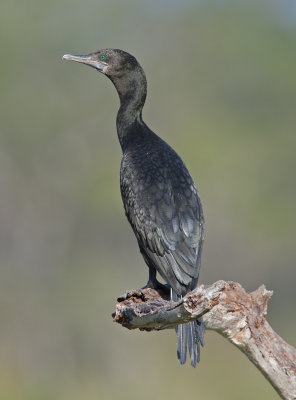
[142, 267, 170, 297]
[138, 246, 170, 294]
[143, 266, 158, 288]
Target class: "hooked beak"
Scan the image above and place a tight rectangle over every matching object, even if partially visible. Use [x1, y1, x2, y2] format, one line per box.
[62, 53, 107, 72]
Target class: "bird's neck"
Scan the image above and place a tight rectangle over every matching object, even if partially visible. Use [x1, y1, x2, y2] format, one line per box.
[109, 67, 147, 151]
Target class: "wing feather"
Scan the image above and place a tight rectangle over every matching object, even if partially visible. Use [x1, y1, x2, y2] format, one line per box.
[121, 144, 204, 296]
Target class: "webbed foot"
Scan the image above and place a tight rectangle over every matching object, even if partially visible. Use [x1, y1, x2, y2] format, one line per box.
[142, 280, 171, 300]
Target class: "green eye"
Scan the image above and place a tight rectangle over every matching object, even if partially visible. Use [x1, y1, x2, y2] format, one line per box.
[99, 54, 106, 61]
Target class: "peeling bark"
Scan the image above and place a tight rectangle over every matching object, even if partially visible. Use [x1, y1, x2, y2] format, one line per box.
[113, 281, 296, 400]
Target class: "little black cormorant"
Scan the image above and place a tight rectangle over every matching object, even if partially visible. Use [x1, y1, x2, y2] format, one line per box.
[63, 49, 205, 367]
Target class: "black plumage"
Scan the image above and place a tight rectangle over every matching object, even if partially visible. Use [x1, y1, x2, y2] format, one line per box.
[63, 49, 205, 366]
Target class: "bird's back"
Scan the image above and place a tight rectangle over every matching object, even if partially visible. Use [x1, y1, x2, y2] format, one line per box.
[120, 126, 204, 296]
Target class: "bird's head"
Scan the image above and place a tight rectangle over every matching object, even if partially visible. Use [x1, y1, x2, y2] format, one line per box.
[63, 47, 147, 126]
[62, 48, 140, 79]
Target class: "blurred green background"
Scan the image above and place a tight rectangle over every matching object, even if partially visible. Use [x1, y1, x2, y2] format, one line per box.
[1, 0, 295, 399]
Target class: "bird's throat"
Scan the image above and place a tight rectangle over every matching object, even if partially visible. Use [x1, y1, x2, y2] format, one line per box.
[112, 69, 147, 151]
[116, 104, 144, 151]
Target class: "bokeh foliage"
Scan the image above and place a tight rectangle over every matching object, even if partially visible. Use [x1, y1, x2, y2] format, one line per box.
[0, 0, 295, 399]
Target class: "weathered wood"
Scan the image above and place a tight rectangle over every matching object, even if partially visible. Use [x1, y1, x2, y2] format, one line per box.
[113, 280, 296, 400]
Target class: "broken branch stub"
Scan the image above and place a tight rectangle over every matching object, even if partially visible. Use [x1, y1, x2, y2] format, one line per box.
[113, 280, 296, 400]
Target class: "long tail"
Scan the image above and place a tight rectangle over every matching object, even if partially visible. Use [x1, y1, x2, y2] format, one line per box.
[176, 318, 205, 367]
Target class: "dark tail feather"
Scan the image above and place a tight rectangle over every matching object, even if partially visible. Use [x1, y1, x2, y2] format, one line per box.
[188, 320, 199, 365]
[176, 318, 205, 367]
[176, 323, 188, 364]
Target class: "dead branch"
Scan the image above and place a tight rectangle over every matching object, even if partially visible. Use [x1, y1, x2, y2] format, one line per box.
[113, 280, 296, 400]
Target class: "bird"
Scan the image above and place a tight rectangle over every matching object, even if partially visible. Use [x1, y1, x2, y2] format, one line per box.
[63, 49, 205, 367]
